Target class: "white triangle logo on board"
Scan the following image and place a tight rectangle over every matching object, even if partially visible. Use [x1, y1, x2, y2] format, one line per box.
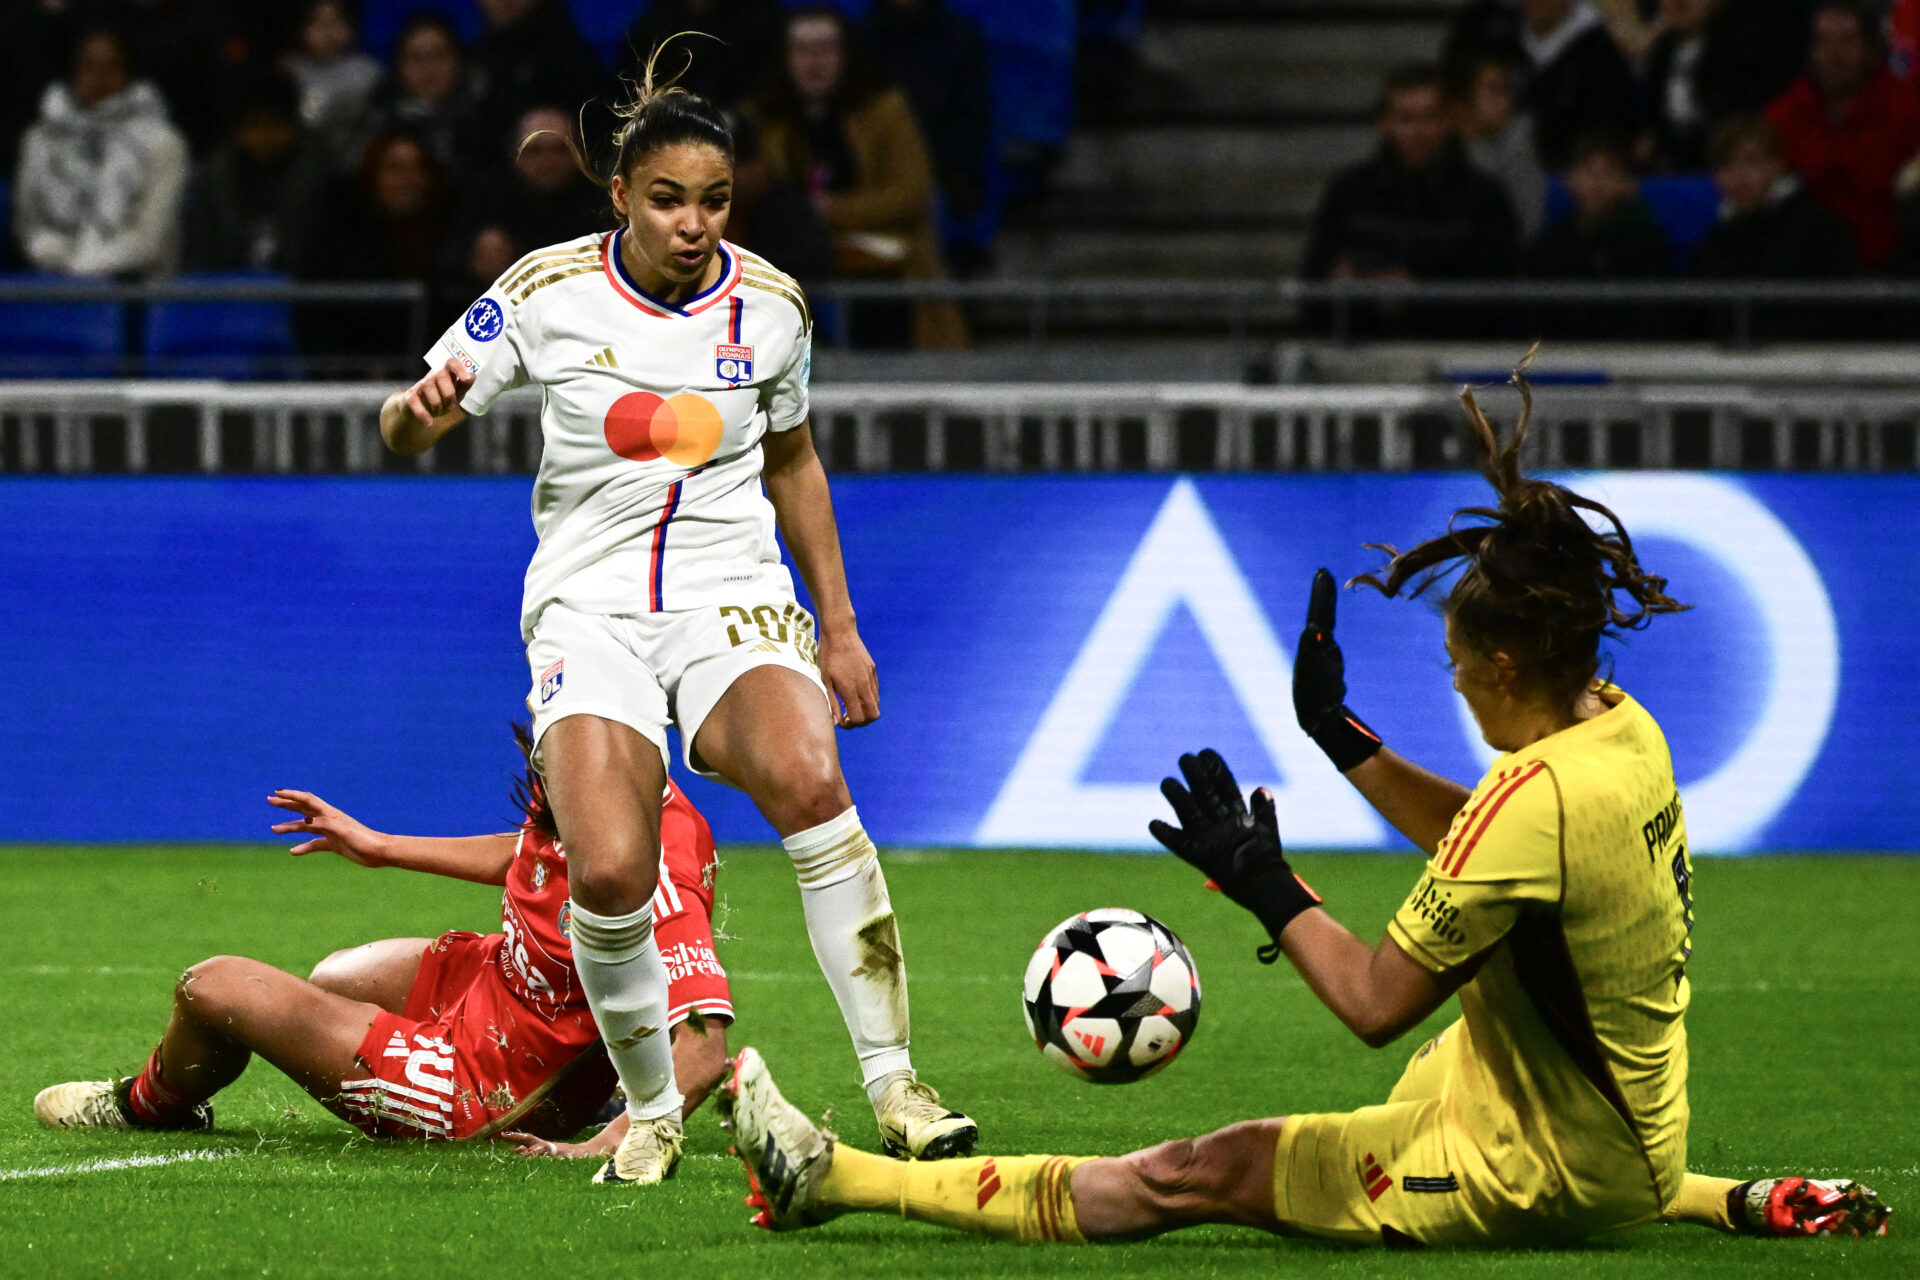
[975, 480, 1386, 849]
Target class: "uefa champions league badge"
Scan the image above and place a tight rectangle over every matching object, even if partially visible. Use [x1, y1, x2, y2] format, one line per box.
[464, 297, 504, 343]
[539, 659, 564, 704]
[715, 342, 753, 383]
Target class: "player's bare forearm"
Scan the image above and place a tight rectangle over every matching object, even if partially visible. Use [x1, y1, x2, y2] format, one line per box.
[269, 790, 515, 884]
[370, 833, 519, 885]
[1278, 909, 1458, 1048]
[1344, 748, 1472, 855]
[762, 422, 855, 629]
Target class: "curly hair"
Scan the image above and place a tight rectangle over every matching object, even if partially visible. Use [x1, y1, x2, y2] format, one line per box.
[1351, 349, 1689, 709]
[510, 722, 557, 840]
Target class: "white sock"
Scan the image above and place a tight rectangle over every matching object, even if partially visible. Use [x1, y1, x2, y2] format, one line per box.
[783, 806, 913, 1088]
[566, 900, 682, 1124]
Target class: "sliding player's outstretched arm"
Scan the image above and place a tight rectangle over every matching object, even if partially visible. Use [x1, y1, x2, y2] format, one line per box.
[1294, 567, 1469, 853]
[269, 789, 515, 885]
[1151, 750, 1465, 1046]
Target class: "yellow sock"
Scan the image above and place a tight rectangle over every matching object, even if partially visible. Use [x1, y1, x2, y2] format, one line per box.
[1661, 1173, 1746, 1232]
[819, 1146, 1090, 1242]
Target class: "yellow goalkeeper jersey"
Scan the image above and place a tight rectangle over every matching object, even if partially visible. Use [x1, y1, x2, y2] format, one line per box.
[1386, 685, 1693, 1230]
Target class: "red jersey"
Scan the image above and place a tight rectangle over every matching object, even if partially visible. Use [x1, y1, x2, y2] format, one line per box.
[495, 779, 720, 1021]
[343, 782, 727, 1141]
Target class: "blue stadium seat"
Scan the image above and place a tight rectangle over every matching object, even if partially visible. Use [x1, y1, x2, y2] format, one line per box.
[1542, 173, 1723, 271]
[0, 273, 126, 376]
[570, 0, 640, 62]
[144, 272, 298, 379]
[359, 0, 482, 60]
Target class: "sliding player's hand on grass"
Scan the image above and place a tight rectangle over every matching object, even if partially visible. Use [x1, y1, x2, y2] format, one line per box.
[268, 790, 390, 867]
[1293, 567, 1383, 772]
[820, 626, 879, 728]
[1150, 749, 1322, 962]
[499, 1120, 622, 1160]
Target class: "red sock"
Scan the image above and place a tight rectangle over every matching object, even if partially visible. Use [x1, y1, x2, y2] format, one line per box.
[125, 1049, 198, 1125]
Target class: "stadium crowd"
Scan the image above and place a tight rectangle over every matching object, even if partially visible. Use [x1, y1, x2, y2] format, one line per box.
[1306, 0, 1920, 295]
[9, 0, 1920, 360]
[0, 0, 1031, 352]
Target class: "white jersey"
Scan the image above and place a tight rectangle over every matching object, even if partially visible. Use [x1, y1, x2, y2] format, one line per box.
[428, 232, 813, 639]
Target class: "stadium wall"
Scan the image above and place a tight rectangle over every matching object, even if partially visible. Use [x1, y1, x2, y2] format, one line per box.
[2, 474, 1912, 852]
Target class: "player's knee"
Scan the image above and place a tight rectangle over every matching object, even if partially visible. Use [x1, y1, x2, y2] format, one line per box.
[306, 947, 357, 993]
[175, 956, 246, 1021]
[770, 770, 852, 835]
[568, 843, 662, 916]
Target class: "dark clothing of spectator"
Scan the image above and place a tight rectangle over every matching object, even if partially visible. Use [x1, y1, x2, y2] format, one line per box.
[860, 0, 994, 222]
[1523, 198, 1670, 337]
[98, 0, 250, 155]
[1302, 142, 1519, 281]
[621, 0, 785, 111]
[182, 136, 333, 274]
[1519, 6, 1638, 172]
[0, 1, 80, 175]
[301, 175, 450, 363]
[1442, 0, 1526, 72]
[451, 164, 608, 267]
[1696, 179, 1858, 338]
[1301, 141, 1518, 338]
[1641, 10, 1789, 170]
[1766, 69, 1920, 269]
[469, 0, 604, 165]
[358, 86, 487, 177]
[1693, 180, 1857, 278]
[1526, 200, 1670, 278]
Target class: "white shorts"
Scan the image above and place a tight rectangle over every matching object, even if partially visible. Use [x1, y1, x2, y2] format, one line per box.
[525, 595, 828, 786]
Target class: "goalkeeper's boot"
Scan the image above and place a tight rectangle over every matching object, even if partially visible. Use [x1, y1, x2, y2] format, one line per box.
[592, 1113, 682, 1185]
[871, 1071, 977, 1160]
[720, 1047, 836, 1231]
[34, 1079, 211, 1132]
[1738, 1177, 1890, 1237]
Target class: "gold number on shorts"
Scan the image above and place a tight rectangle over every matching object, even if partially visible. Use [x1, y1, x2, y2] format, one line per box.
[719, 605, 753, 647]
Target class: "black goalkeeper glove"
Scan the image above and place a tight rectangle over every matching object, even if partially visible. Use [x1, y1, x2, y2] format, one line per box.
[1148, 749, 1323, 963]
[1293, 567, 1384, 773]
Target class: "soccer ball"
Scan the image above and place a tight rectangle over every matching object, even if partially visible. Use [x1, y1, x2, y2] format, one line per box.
[1022, 908, 1201, 1084]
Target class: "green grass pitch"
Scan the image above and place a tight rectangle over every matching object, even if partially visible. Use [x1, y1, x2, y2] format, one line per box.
[1, 846, 1913, 1278]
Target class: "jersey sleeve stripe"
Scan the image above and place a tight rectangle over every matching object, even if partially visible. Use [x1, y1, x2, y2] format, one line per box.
[502, 245, 600, 295]
[1433, 766, 1519, 874]
[511, 261, 599, 304]
[648, 479, 686, 612]
[1443, 762, 1548, 877]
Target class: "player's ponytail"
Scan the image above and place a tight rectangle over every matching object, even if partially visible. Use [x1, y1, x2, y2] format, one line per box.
[1351, 348, 1688, 709]
[510, 722, 558, 839]
[525, 34, 734, 199]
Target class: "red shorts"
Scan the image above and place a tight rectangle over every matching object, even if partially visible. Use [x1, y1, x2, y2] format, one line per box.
[342, 905, 731, 1141]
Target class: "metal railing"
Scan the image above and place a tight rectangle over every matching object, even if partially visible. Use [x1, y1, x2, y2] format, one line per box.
[0, 278, 430, 379]
[807, 278, 1920, 346]
[3, 380, 1916, 474]
[1, 277, 1917, 367]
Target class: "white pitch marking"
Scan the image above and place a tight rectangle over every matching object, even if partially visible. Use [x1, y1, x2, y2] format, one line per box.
[0, 1149, 236, 1181]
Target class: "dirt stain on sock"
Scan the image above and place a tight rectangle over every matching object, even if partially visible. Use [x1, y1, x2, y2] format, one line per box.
[850, 912, 909, 1033]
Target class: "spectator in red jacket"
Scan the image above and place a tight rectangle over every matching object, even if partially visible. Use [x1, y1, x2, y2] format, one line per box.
[1765, 0, 1920, 267]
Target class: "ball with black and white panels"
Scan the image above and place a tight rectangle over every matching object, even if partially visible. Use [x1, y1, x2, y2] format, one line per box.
[1022, 908, 1201, 1084]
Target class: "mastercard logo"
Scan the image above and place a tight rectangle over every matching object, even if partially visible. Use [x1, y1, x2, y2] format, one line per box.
[603, 392, 724, 467]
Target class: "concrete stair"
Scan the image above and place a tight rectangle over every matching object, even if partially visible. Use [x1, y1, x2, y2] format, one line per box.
[995, 1, 1455, 281]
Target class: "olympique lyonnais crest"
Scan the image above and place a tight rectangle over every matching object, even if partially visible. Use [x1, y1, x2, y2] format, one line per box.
[540, 660, 564, 704]
[715, 343, 753, 383]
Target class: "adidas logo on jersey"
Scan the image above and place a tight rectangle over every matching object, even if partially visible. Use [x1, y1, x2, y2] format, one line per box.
[589, 347, 618, 369]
